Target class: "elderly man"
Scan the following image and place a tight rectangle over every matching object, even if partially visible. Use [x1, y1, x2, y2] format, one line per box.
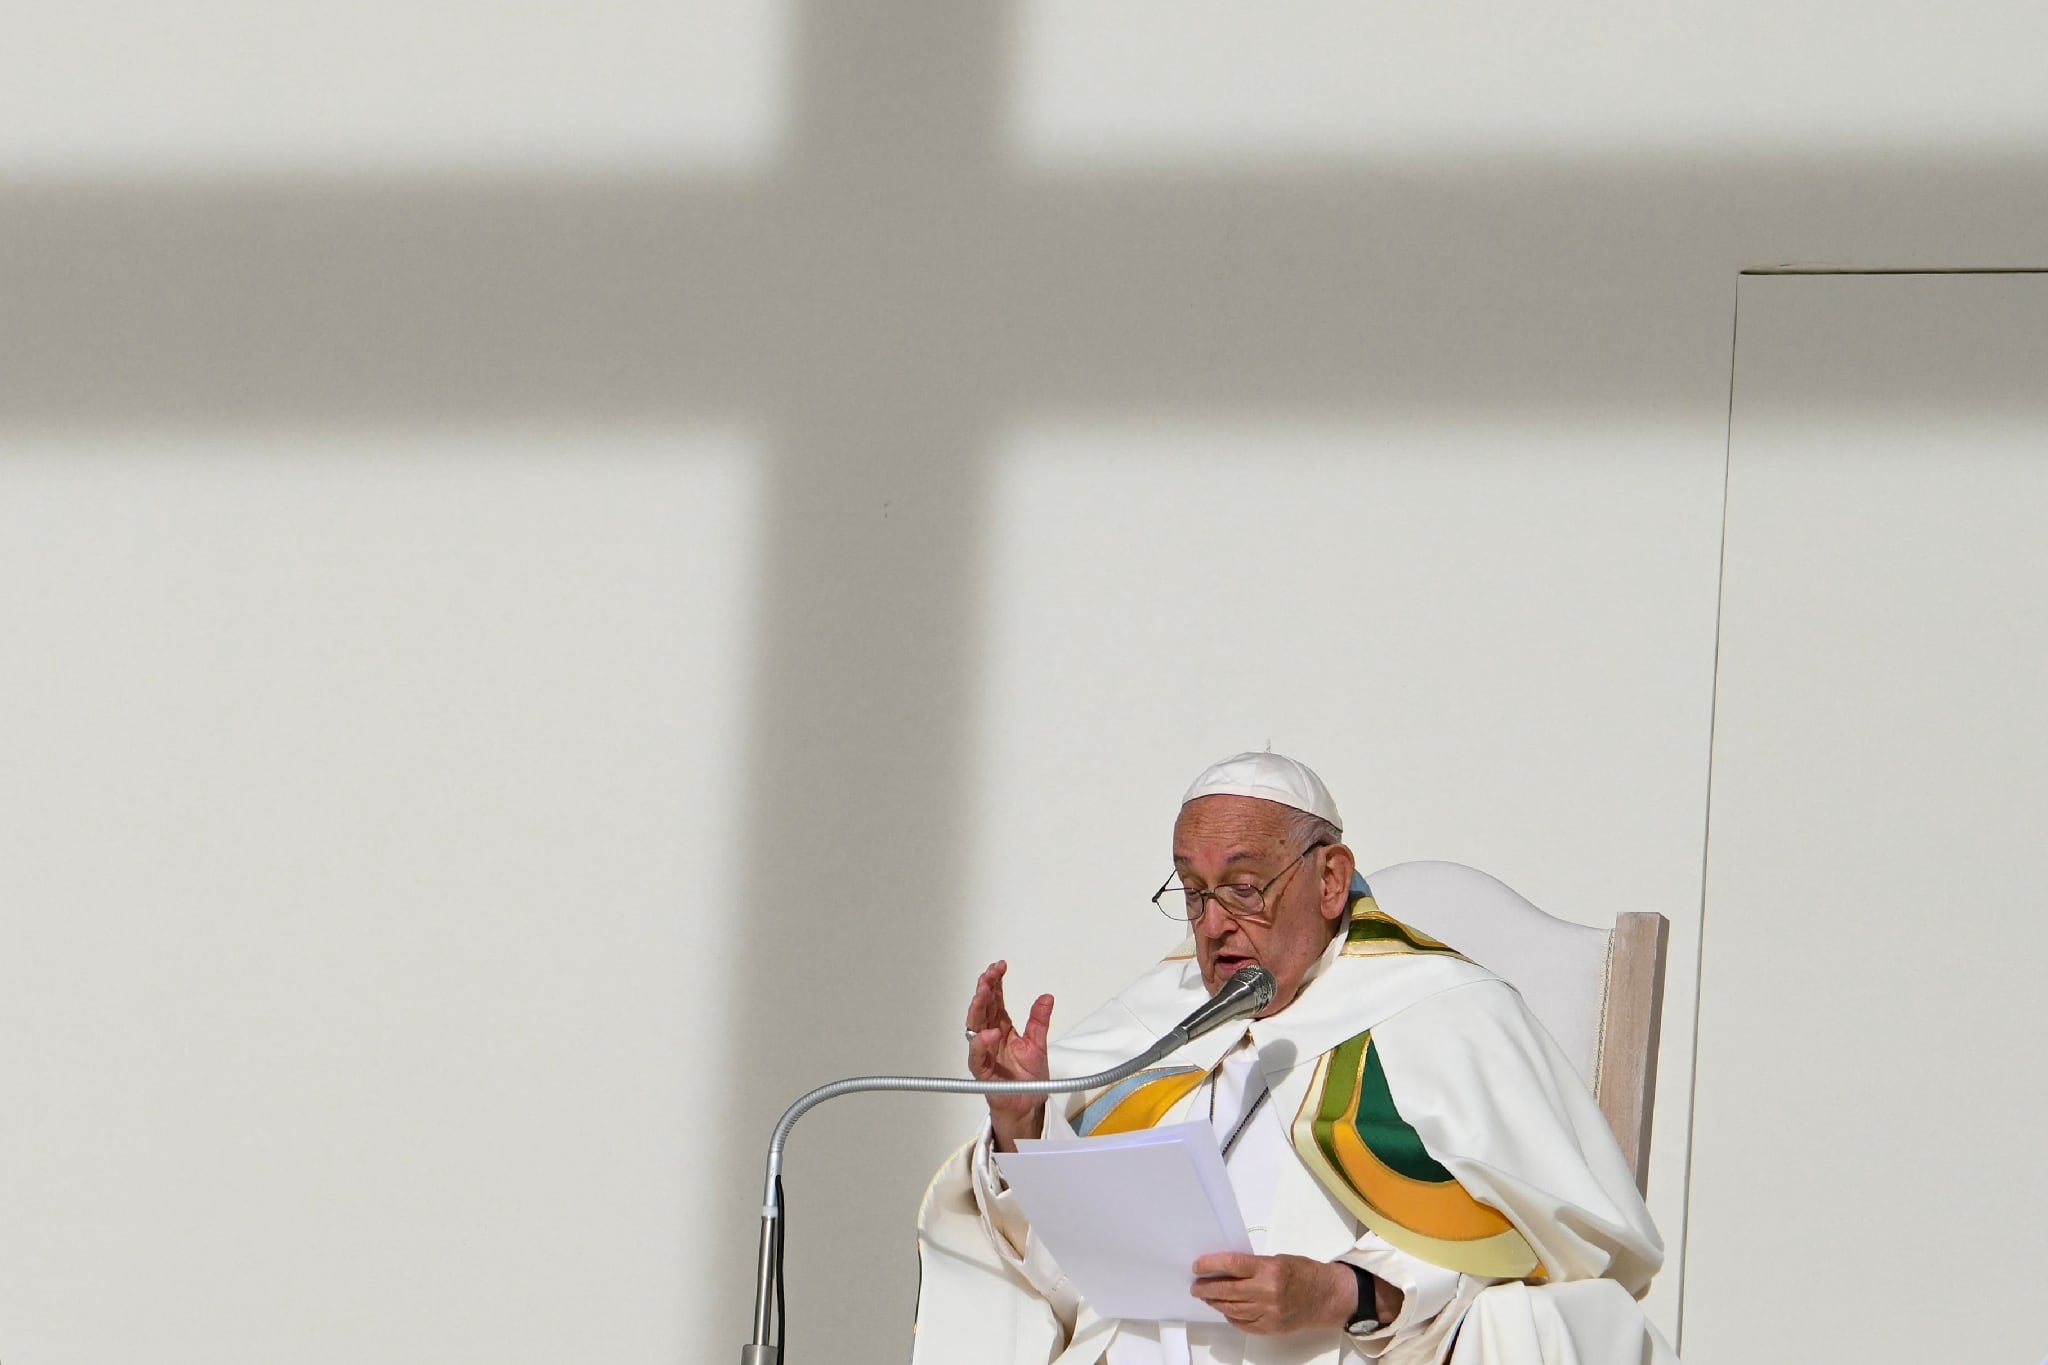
[912, 752, 1675, 1365]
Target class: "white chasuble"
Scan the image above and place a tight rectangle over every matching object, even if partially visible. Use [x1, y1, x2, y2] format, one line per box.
[913, 892, 1675, 1365]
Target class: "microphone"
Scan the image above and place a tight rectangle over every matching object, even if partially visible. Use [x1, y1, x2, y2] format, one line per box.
[738, 961, 1278, 1364]
[1162, 964, 1276, 1049]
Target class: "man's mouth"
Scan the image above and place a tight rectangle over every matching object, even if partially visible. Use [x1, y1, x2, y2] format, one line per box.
[1211, 952, 1256, 978]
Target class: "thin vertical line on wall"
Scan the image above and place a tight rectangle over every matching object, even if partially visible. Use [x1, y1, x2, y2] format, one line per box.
[1674, 272, 1744, 1354]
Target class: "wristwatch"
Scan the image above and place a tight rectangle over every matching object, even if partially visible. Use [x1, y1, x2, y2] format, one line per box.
[1344, 1263, 1381, 1335]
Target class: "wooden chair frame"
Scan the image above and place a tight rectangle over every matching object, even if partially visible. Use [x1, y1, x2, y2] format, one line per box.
[1594, 911, 1670, 1195]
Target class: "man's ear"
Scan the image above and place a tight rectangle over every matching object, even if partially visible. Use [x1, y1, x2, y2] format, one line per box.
[1320, 842, 1357, 922]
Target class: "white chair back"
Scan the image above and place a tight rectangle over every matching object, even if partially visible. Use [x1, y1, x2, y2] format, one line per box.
[1362, 860, 1668, 1193]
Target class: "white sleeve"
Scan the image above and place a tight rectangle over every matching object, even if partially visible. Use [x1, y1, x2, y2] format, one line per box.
[1334, 1229, 1469, 1361]
[967, 1121, 1084, 1335]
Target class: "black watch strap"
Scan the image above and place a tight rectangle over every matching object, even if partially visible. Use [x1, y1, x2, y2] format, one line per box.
[1345, 1263, 1381, 1334]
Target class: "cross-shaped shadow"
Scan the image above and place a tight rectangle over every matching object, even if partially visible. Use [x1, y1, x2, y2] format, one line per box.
[8, 4, 2047, 1357]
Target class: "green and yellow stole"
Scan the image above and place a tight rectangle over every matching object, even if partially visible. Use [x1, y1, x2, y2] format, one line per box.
[1301, 901, 1542, 1277]
[1075, 896, 1544, 1279]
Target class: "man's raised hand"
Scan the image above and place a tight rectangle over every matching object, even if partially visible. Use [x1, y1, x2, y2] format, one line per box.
[964, 960, 1054, 1152]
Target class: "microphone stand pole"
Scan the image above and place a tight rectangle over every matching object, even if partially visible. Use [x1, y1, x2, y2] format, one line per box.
[738, 1030, 1196, 1365]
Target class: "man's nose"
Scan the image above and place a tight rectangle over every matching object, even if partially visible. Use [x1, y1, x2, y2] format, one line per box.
[1194, 895, 1240, 934]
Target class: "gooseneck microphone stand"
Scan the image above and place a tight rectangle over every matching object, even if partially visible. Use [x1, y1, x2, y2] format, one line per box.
[738, 966, 1275, 1365]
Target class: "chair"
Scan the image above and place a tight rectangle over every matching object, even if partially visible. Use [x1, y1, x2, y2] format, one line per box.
[1362, 861, 1670, 1194]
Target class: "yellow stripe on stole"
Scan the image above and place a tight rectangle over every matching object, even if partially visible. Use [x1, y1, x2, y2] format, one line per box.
[1289, 1051, 1542, 1279]
[1322, 1056, 1515, 1240]
[1087, 1069, 1206, 1137]
[1340, 902, 1463, 958]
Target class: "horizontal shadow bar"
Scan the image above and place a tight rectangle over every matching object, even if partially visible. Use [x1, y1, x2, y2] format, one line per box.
[5, 152, 2047, 427]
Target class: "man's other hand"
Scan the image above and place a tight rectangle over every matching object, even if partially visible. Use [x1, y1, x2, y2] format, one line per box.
[1189, 1253, 1362, 1336]
[965, 960, 1054, 1152]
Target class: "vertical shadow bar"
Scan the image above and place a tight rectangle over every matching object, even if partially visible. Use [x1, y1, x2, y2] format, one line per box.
[705, 5, 1014, 1359]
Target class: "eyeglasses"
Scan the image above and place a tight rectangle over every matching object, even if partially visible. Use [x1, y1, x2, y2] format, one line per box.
[1151, 842, 1327, 926]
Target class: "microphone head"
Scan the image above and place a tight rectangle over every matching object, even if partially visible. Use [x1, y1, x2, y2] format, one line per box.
[1171, 962, 1282, 1044]
[1226, 964, 1277, 1013]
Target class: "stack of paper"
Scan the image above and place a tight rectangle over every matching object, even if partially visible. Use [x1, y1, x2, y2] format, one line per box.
[993, 1122, 1251, 1323]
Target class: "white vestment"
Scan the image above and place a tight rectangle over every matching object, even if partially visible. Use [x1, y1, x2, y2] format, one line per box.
[913, 893, 1680, 1365]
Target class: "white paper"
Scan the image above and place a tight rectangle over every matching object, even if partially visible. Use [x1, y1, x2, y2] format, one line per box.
[995, 1122, 1252, 1323]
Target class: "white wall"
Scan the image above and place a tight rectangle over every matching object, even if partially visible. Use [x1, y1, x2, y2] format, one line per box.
[2, 3, 2045, 1362]
[0, 432, 763, 1362]
[1684, 275, 2048, 1365]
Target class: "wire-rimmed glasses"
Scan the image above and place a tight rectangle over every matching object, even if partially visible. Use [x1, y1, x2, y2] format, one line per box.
[1150, 842, 1326, 925]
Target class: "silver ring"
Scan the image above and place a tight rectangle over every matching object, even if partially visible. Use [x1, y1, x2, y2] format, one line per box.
[963, 1028, 977, 1040]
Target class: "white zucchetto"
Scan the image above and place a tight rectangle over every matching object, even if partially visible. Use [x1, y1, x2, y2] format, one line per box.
[1180, 750, 1343, 832]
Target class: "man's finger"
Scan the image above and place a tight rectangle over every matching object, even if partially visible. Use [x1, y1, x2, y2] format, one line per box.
[983, 962, 1011, 1025]
[1192, 1279, 1257, 1306]
[1190, 1285, 1259, 1321]
[1025, 993, 1055, 1047]
[1192, 1252, 1259, 1278]
[967, 963, 1012, 1033]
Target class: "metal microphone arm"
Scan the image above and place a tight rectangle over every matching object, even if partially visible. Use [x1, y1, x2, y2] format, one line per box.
[739, 966, 1274, 1365]
[739, 1032, 1182, 1365]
